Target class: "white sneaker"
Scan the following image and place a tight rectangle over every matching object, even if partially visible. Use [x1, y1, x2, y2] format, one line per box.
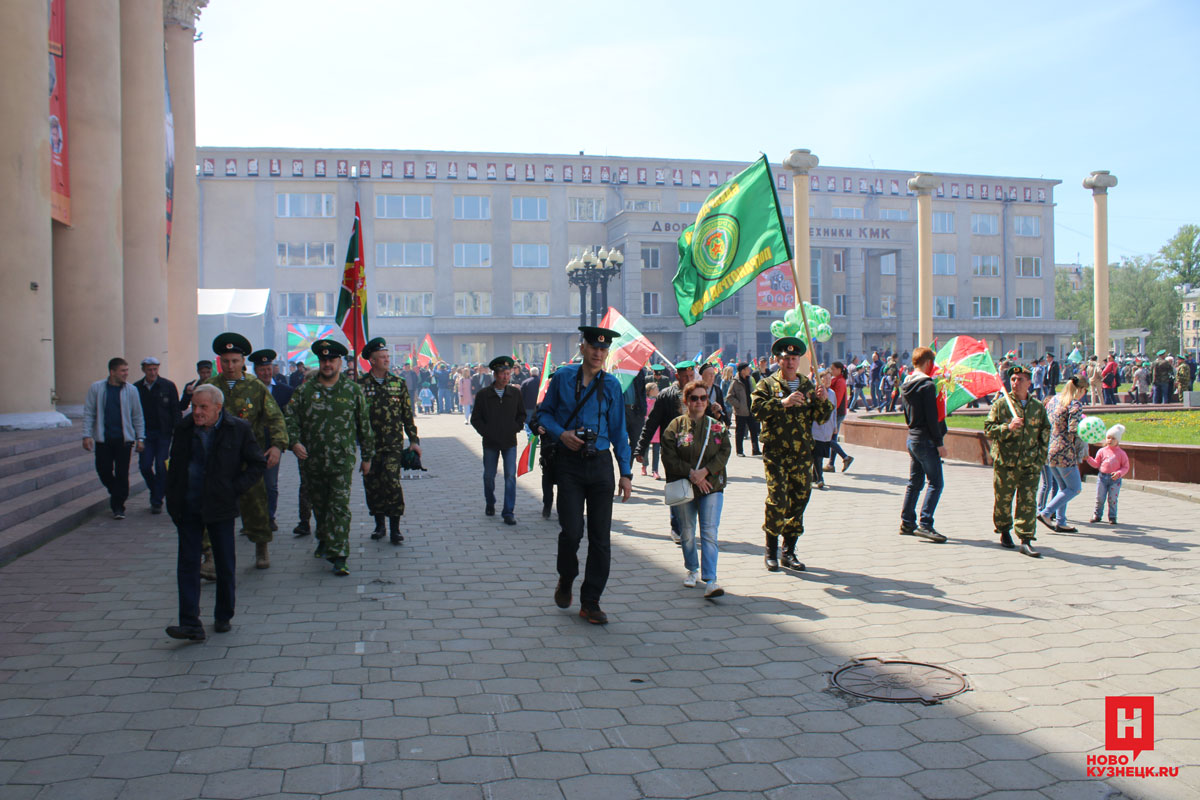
[704, 581, 725, 599]
[670, 530, 681, 545]
[683, 570, 699, 588]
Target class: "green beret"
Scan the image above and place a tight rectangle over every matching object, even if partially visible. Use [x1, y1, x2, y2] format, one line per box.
[213, 332, 252, 357]
[674, 360, 697, 370]
[1009, 365, 1031, 378]
[248, 349, 277, 366]
[361, 337, 387, 358]
[650, 364, 666, 372]
[772, 337, 807, 357]
[1157, 349, 1167, 356]
[578, 326, 620, 348]
[489, 356, 515, 372]
[312, 339, 348, 359]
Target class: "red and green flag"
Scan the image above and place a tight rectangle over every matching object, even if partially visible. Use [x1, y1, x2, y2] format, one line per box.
[599, 307, 658, 392]
[416, 334, 439, 368]
[335, 202, 368, 367]
[933, 336, 1004, 419]
[517, 345, 553, 477]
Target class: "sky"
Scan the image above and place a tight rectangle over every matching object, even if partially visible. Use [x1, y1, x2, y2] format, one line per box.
[194, 0, 1200, 267]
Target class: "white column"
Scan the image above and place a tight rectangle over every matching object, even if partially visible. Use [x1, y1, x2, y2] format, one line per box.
[908, 173, 939, 350]
[784, 149, 818, 373]
[1084, 170, 1117, 358]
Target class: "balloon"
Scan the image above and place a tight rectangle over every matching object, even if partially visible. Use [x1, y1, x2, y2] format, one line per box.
[813, 307, 831, 325]
[1078, 415, 1107, 445]
[784, 308, 799, 326]
[785, 321, 801, 337]
[815, 322, 833, 342]
[770, 320, 787, 338]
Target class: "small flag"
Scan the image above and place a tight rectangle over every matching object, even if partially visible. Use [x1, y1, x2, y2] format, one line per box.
[518, 345, 553, 477]
[600, 308, 658, 392]
[416, 334, 439, 368]
[335, 202, 369, 369]
[933, 336, 1004, 419]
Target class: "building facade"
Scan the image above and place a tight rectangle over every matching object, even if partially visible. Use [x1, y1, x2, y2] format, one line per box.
[196, 147, 1075, 367]
[1181, 286, 1200, 355]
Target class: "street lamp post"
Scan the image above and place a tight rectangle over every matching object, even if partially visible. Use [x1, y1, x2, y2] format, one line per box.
[565, 247, 624, 326]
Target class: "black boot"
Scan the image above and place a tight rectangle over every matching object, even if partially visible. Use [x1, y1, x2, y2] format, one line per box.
[370, 515, 386, 540]
[389, 516, 404, 545]
[293, 519, 311, 537]
[781, 537, 806, 571]
[764, 535, 780, 572]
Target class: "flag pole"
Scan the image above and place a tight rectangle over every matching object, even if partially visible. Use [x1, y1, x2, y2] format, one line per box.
[982, 345, 1018, 417]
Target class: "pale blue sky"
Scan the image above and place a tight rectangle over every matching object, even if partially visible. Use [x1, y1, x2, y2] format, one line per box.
[194, 0, 1199, 266]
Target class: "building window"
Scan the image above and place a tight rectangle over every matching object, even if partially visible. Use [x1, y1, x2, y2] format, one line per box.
[879, 208, 908, 221]
[810, 249, 822, 307]
[623, 199, 660, 212]
[1015, 297, 1042, 318]
[276, 241, 336, 267]
[377, 292, 433, 317]
[1014, 256, 1042, 278]
[970, 213, 999, 235]
[454, 291, 491, 316]
[276, 193, 334, 218]
[678, 201, 703, 214]
[832, 251, 844, 273]
[932, 211, 954, 233]
[459, 342, 488, 364]
[513, 291, 550, 316]
[932, 253, 956, 275]
[972, 255, 1000, 277]
[453, 196, 491, 220]
[516, 341, 548, 365]
[641, 247, 661, 270]
[1017, 340, 1039, 360]
[706, 294, 742, 316]
[973, 296, 1000, 318]
[834, 294, 847, 317]
[512, 243, 549, 268]
[642, 292, 660, 316]
[880, 295, 896, 318]
[1014, 215, 1041, 237]
[377, 242, 433, 267]
[375, 194, 431, 219]
[569, 292, 582, 317]
[880, 253, 896, 275]
[831, 206, 864, 220]
[278, 292, 334, 317]
[934, 295, 956, 318]
[511, 196, 548, 221]
[567, 197, 605, 222]
[453, 243, 492, 268]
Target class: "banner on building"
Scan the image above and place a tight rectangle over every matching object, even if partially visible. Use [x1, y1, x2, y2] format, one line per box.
[49, 0, 70, 223]
[164, 62, 174, 255]
[756, 262, 795, 311]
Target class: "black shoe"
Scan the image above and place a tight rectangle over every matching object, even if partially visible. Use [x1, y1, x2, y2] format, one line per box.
[999, 530, 1016, 549]
[764, 555, 780, 571]
[112, 510, 126, 520]
[736, 452, 745, 457]
[165, 625, 206, 641]
[1054, 524, 1078, 533]
[485, 505, 495, 517]
[293, 522, 311, 537]
[1036, 514, 1055, 530]
[371, 515, 386, 540]
[1108, 519, 1118, 525]
[151, 505, 163, 515]
[579, 605, 608, 625]
[1090, 515, 1101, 523]
[213, 620, 231, 634]
[765, 537, 780, 571]
[389, 517, 404, 544]
[503, 516, 517, 526]
[313, 541, 327, 559]
[914, 526, 948, 543]
[1020, 540, 1042, 558]
[554, 578, 572, 609]
[781, 551, 806, 571]
[542, 504, 552, 519]
[751, 450, 761, 456]
[899, 523, 916, 536]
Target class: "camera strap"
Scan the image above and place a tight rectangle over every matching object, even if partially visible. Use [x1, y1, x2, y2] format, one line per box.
[563, 369, 603, 432]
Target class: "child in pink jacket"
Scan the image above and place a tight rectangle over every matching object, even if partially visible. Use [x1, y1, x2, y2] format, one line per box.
[1087, 424, 1129, 524]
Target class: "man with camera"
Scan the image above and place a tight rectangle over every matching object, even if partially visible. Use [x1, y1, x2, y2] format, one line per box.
[537, 327, 633, 625]
[471, 355, 527, 525]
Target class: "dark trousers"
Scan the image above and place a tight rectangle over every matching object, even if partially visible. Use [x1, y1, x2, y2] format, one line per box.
[94, 438, 132, 513]
[555, 450, 615, 606]
[900, 437, 944, 529]
[137, 432, 170, 507]
[176, 514, 235, 629]
[735, 414, 760, 455]
[625, 411, 645, 460]
[264, 462, 280, 520]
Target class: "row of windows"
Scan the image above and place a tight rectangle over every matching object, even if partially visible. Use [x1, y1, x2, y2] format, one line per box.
[823, 294, 1043, 320]
[274, 192, 610, 222]
[933, 211, 1041, 237]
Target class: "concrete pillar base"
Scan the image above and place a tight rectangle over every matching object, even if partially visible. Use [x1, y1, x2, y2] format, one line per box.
[0, 412, 72, 431]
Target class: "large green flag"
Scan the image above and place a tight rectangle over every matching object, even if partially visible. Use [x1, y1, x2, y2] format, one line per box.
[672, 156, 792, 326]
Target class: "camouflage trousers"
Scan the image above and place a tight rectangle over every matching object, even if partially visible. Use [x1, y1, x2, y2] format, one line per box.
[993, 464, 1041, 540]
[298, 460, 312, 524]
[307, 468, 353, 560]
[763, 457, 813, 538]
[239, 479, 272, 544]
[363, 449, 405, 517]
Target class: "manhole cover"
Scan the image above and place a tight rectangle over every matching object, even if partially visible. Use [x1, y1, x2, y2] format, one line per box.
[830, 657, 969, 705]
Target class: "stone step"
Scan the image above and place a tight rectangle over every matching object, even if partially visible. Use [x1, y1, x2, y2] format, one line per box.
[0, 440, 89, 481]
[0, 454, 98, 504]
[0, 477, 145, 568]
[0, 422, 82, 459]
[0, 467, 142, 533]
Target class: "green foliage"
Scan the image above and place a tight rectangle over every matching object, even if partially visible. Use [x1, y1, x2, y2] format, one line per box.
[1109, 256, 1181, 353]
[874, 410, 1200, 445]
[1160, 224, 1200, 286]
[1055, 266, 1094, 342]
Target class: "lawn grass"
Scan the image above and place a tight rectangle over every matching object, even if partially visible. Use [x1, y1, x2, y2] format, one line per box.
[873, 410, 1200, 446]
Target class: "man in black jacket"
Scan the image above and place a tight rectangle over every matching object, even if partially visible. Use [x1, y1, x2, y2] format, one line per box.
[623, 366, 648, 456]
[898, 347, 948, 543]
[164, 384, 267, 641]
[634, 360, 695, 544]
[471, 356, 526, 525]
[135, 357, 180, 514]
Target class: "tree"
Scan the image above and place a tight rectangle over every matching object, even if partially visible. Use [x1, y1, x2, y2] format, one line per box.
[1055, 265, 1093, 344]
[1109, 256, 1181, 354]
[1160, 224, 1200, 287]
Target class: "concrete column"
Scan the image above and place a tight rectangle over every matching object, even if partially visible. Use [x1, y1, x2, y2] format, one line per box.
[53, 0, 125, 411]
[164, 0, 205, 375]
[1084, 170, 1117, 357]
[784, 149, 818, 374]
[845, 247, 865, 358]
[909, 173, 939, 350]
[0, 2, 69, 428]
[120, 0, 168, 371]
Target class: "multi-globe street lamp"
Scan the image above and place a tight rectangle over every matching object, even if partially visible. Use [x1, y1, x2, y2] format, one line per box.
[565, 246, 624, 326]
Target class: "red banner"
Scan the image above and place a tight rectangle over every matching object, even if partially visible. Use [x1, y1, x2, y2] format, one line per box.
[49, 0, 70, 223]
[756, 262, 794, 311]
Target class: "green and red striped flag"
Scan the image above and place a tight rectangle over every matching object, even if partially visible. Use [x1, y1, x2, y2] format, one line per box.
[415, 334, 439, 368]
[517, 344, 553, 477]
[335, 202, 368, 369]
[599, 307, 658, 392]
[933, 336, 1004, 419]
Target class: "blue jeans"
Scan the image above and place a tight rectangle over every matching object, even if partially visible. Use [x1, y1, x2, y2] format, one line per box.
[438, 387, 453, 413]
[138, 431, 171, 507]
[900, 437, 943, 529]
[677, 491, 723, 582]
[482, 445, 517, 518]
[1042, 465, 1081, 525]
[1152, 381, 1170, 404]
[829, 413, 849, 464]
[1094, 473, 1121, 521]
[1037, 465, 1060, 512]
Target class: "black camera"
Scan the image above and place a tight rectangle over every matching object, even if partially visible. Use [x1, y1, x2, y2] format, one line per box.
[574, 427, 598, 458]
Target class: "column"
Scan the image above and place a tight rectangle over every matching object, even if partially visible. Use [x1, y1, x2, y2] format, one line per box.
[908, 173, 939, 350]
[845, 247, 866, 358]
[784, 149, 818, 373]
[164, 0, 205, 376]
[53, 0, 125, 411]
[1084, 170, 1117, 358]
[120, 0, 168, 371]
[0, 2, 68, 428]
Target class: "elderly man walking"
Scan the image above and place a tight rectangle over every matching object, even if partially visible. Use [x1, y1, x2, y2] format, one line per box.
[134, 357, 180, 514]
[164, 384, 266, 641]
[83, 358, 145, 519]
[471, 356, 527, 525]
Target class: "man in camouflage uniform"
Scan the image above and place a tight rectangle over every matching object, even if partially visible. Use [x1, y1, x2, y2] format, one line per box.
[357, 338, 420, 545]
[1151, 349, 1173, 404]
[285, 339, 374, 576]
[751, 337, 833, 573]
[203, 333, 288, 570]
[984, 365, 1050, 558]
[1175, 355, 1191, 402]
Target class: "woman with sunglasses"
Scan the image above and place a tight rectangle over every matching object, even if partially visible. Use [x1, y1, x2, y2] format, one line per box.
[661, 380, 732, 598]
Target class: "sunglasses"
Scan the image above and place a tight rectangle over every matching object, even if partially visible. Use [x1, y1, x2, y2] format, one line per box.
[686, 395, 708, 402]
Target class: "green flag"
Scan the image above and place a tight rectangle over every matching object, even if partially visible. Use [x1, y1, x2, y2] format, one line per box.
[672, 156, 791, 326]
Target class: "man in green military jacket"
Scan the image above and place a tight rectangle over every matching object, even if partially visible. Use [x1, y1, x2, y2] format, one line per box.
[285, 339, 374, 576]
[750, 337, 833, 573]
[984, 365, 1051, 557]
[203, 333, 288, 569]
[357, 338, 420, 545]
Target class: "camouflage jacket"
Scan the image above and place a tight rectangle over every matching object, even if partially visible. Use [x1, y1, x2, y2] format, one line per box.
[983, 393, 1050, 469]
[1176, 362, 1191, 389]
[202, 373, 288, 452]
[750, 371, 833, 462]
[285, 375, 375, 473]
[357, 372, 419, 453]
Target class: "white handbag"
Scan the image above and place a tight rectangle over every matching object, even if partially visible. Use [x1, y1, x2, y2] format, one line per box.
[664, 418, 711, 506]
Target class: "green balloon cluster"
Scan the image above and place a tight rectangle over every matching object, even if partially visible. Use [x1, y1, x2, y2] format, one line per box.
[1078, 415, 1107, 445]
[772, 303, 834, 343]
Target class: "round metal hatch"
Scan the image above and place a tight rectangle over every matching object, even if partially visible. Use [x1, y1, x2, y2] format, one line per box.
[831, 657, 969, 705]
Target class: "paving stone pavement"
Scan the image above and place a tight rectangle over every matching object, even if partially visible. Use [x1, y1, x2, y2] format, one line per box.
[1, 412, 1197, 800]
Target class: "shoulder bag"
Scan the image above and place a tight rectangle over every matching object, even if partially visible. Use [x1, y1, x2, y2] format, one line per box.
[664, 417, 711, 506]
